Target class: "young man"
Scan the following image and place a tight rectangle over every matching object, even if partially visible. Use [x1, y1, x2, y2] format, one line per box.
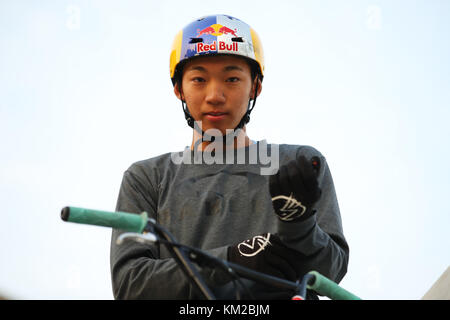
[110, 14, 349, 299]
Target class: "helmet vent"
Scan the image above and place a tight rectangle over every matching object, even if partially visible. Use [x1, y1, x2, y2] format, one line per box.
[231, 37, 244, 42]
[189, 38, 204, 44]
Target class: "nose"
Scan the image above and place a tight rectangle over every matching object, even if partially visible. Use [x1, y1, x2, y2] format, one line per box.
[205, 81, 226, 105]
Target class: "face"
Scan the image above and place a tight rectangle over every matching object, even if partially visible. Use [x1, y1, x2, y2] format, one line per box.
[174, 55, 261, 135]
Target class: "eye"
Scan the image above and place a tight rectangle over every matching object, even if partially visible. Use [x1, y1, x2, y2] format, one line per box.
[192, 77, 205, 83]
[226, 77, 240, 83]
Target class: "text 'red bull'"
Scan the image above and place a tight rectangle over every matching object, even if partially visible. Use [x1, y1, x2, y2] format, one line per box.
[196, 41, 238, 53]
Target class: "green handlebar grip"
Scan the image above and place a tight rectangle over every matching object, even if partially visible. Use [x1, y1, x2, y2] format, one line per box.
[307, 271, 361, 300]
[61, 206, 148, 233]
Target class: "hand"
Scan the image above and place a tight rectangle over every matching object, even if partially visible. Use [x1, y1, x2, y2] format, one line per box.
[227, 233, 305, 282]
[269, 155, 322, 221]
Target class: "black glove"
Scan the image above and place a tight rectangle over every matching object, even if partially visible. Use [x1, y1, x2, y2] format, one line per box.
[227, 233, 305, 282]
[269, 155, 322, 222]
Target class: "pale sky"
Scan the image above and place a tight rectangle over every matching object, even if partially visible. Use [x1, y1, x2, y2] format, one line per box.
[1, 0, 449, 299]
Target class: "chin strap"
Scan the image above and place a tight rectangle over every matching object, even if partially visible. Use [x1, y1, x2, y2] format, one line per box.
[181, 100, 195, 129]
[181, 75, 260, 135]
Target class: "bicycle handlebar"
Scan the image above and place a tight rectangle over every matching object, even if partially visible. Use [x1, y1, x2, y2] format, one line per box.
[61, 206, 148, 233]
[61, 206, 216, 299]
[60, 206, 361, 300]
[307, 271, 361, 300]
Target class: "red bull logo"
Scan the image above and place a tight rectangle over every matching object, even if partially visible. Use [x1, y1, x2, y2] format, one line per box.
[196, 41, 238, 53]
[195, 24, 240, 53]
[196, 24, 238, 37]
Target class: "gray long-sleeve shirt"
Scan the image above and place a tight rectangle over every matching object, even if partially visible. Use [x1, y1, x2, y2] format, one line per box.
[110, 142, 349, 299]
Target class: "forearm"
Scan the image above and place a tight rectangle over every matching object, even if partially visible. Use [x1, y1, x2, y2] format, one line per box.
[110, 229, 190, 299]
[275, 150, 349, 284]
[277, 215, 349, 283]
[112, 256, 193, 299]
[111, 228, 230, 299]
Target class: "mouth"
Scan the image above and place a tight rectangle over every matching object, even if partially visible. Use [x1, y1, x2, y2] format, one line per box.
[204, 112, 228, 121]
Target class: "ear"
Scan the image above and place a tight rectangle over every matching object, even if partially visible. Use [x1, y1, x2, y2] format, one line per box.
[174, 82, 184, 101]
[250, 77, 262, 99]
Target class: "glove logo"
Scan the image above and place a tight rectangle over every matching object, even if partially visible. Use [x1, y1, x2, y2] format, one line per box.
[237, 233, 272, 257]
[271, 193, 306, 221]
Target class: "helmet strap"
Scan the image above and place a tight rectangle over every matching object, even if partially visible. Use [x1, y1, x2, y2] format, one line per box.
[235, 75, 260, 130]
[181, 100, 195, 128]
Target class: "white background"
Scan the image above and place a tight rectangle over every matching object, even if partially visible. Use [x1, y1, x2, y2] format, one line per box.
[0, 0, 449, 299]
